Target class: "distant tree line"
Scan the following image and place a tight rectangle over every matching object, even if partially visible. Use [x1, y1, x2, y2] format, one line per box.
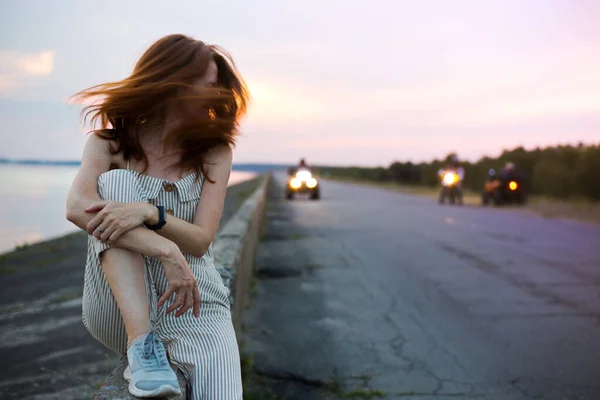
[313, 143, 600, 201]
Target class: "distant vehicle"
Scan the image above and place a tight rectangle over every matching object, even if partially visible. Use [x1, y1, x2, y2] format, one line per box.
[285, 167, 320, 200]
[482, 166, 527, 206]
[438, 168, 464, 205]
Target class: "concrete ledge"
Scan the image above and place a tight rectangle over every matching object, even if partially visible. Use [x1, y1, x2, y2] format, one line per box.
[94, 174, 270, 399]
[214, 174, 269, 337]
[93, 355, 187, 400]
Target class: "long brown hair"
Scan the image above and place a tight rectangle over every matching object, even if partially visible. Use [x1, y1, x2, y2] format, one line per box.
[72, 34, 249, 181]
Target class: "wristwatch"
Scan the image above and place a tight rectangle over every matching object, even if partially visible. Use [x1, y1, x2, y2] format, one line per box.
[144, 205, 167, 230]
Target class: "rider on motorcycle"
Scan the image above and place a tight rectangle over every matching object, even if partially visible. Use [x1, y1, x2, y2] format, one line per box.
[438, 155, 464, 204]
[286, 158, 320, 200]
[482, 161, 527, 205]
[288, 158, 310, 176]
[498, 161, 518, 181]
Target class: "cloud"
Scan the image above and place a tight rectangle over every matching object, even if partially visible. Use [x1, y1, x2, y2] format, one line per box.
[19, 51, 55, 75]
[0, 50, 55, 95]
[0, 50, 55, 75]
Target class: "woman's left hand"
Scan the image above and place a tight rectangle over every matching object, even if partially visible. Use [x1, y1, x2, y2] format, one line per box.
[85, 201, 153, 243]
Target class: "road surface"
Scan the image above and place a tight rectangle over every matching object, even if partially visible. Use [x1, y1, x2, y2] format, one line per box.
[243, 174, 600, 400]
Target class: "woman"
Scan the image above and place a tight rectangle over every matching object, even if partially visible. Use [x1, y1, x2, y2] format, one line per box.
[66, 34, 249, 399]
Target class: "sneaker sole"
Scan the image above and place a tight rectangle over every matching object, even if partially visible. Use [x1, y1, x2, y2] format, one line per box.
[124, 366, 182, 398]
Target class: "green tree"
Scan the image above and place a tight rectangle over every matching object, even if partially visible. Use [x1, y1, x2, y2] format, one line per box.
[532, 159, 575, 199]
[574, 145, 600, 200]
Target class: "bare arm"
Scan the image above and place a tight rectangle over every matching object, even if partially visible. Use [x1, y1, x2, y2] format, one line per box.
[147, 144, 233, 257]
[66, 135, 177, 258]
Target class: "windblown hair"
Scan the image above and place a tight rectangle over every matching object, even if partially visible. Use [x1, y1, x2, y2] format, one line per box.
[72, 34, 249, 181]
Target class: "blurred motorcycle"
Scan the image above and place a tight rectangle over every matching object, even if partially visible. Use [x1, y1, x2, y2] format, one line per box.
[285, 167, 320, 200]
[482, 167, 527, 206]
[438, 168, 464, 205]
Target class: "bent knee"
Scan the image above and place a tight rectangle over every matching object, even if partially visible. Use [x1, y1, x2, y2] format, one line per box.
[101, 247, 145, 265]
[82, 302, 127, 354]
[98, 170, 146, 203]
[84, 319, 127, 354]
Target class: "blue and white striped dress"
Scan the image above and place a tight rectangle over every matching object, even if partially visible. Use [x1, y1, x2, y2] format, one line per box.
[81, 162, 242, 399]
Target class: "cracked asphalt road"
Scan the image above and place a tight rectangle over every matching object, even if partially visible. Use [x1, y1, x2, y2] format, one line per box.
[243, 174, 600, 400]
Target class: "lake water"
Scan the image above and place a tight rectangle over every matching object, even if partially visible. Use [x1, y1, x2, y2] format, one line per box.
[0, 165, 257, 254]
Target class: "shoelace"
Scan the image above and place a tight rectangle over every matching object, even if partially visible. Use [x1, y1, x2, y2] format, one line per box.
[139, 329, 169, 369]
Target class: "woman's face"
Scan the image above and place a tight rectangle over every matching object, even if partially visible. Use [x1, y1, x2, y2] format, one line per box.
[177, 60, 218, 117]
[197, 60, 218, 88]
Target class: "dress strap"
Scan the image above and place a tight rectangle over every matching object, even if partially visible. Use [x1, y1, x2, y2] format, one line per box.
[126, 159, 130, 170]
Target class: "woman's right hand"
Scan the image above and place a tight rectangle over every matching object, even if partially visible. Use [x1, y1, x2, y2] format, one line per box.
[157, 245, 201, 318]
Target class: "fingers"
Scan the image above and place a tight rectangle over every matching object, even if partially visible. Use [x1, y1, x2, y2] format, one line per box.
[192, 286, 201, 318]
[100, 223, 117, 242]
[176, 291, 194, 318]
[100, 218, 125, 243]
[167, 289, 186, 314]
[85, 201, 108, 213]
[86, 213, 104, 235]
[159, 280, 200, 318]
[159, 254, 200, 317]
[157, 287, 176, 309]
[107, 228, 124, 244]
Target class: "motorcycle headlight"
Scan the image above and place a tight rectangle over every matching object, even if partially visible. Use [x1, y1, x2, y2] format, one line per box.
[509, 181, 518, 191]
[290, 178, 301, 189]
[296, 170, 312, 181]
[306, 178, 318, 188]
[443, 173, 458, 185]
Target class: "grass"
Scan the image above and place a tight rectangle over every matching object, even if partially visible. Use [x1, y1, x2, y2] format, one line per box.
[330, 176, 600, 225]
[0, 265, 16, 276]
[239, 348, 279, 400]
[240, 350, 254, 381]
[249, 275, 258, 296]
[30, 252, 70, 268]
[324, 378, 388, 399]
[0, 254, 15, 275]
[339, 389, 387, 399]
[308, 263, 325, 271]
[15, 242, 30, 251]
[236, 189, 253, 199]
[524, 196, 600, 224]
[290, 233, 308, 240]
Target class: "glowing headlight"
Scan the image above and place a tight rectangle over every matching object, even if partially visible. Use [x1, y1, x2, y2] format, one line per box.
[296, 170, 312, 181]
[443, 173, 458, 185]
[509, 181, 518, 191]
[306, 178, 318, 188]
[290, 178, 301, 189]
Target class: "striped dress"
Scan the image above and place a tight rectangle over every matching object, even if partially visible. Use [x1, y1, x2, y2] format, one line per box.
[81, 163, 242, 399]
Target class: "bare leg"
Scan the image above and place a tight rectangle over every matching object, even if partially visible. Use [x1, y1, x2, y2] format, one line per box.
[101, 247, 151, 346]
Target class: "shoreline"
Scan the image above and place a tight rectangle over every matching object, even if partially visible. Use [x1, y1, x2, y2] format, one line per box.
[1, 175, 262, 261]
[0, 173, 261, 257]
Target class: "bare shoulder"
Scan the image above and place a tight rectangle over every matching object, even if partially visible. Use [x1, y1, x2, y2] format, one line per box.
[82, 134, 123, 168]
[69, 134, 117, 198]
[203, 144, 232, 186]
[205, 144, 233, 166]
[83, 133, 117, 155]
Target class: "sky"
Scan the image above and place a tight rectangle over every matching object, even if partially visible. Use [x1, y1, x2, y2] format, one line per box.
[0, 0, 598, 166]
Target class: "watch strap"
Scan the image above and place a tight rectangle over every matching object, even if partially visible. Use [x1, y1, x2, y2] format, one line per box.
[144, 205, 166, 230]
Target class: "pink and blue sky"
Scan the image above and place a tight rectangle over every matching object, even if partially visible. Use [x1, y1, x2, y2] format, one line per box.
[0, 0, 598, 166]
